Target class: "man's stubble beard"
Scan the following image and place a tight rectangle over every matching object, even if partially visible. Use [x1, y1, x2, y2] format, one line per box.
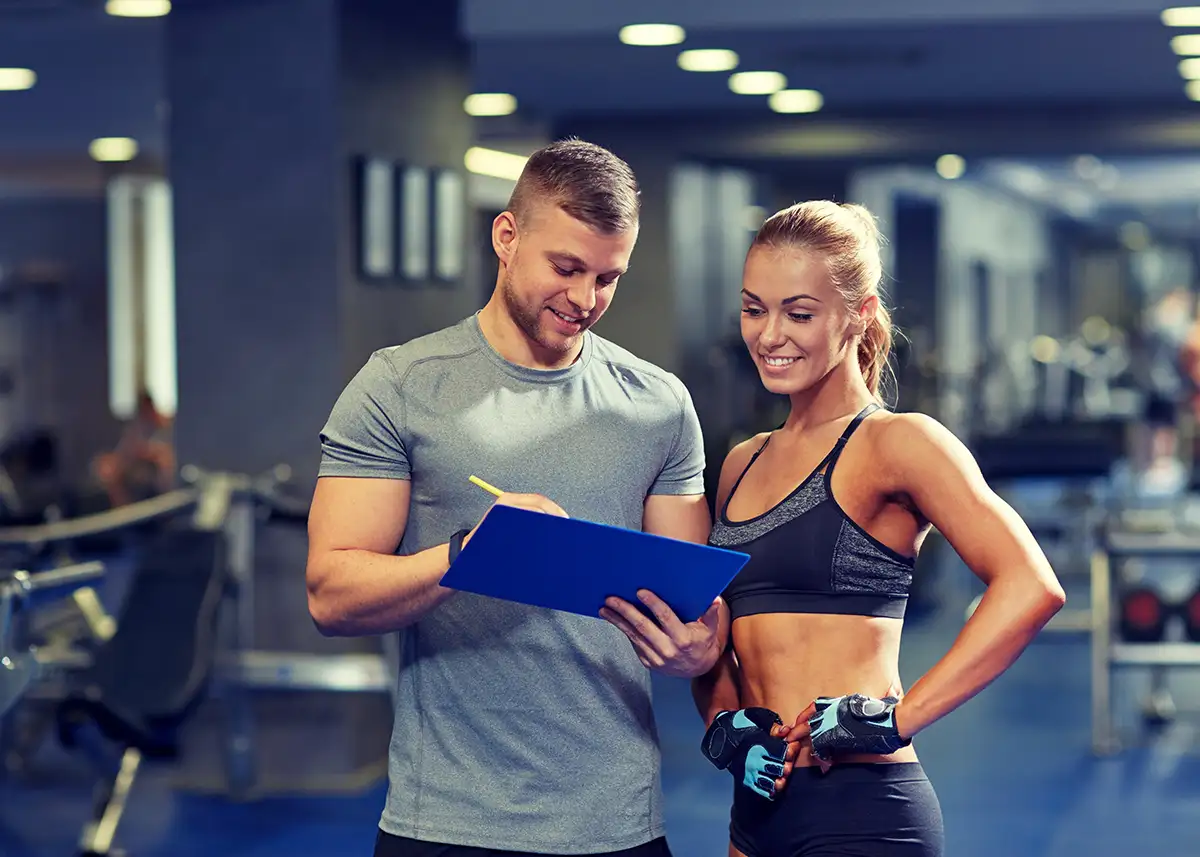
[501, 269, 577, 356]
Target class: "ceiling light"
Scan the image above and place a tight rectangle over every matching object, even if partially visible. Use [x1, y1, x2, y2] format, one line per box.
[106, 0, 171, 16]
[1171, 34, 1200, 54]
[618, 24, 685, 46]
[463, 93, 517, 117]
[1072, 154, 1102, 179]
[769, 89, 823, 113]
[1119, 221, 1150, 251]
[1188, 79, 1200, 100]
[728, 71, 787, 95]
[89, 137, 139, 162]
[1162, 7, 1200, 26]
[464, 146, 528, 181]
[677, 49, 739, 72]
[936, 154, 965, 180]
[0, 68, 35, 91]
[1179, 57, 1200, 78]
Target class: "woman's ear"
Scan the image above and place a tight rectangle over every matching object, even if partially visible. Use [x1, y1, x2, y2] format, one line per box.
[856, 294, 879, 334]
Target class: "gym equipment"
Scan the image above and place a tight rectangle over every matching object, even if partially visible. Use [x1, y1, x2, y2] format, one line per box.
[1118, 586, 1167, 643]
[974, 319, 1132, 429]
[967, 417, 1123, 636]
[1090, 525, 1200, 755]
[1184, 587, 1200, 643]
[1063, 319, 1132, 420]
[56, 525, 226, 857]
[0, 653, 35, 720]
[0, 561, 106, 717]
[1, 464, 394, 801]
[972, 417, 1125, 483]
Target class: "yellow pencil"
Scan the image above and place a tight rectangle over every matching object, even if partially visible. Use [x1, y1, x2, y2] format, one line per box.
[468, 474, 504, 497]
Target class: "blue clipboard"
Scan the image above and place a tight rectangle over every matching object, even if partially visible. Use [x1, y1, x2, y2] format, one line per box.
[440, 504, 750, 622]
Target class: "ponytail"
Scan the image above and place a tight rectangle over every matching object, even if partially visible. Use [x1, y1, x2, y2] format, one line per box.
[858, 301, 894, 401]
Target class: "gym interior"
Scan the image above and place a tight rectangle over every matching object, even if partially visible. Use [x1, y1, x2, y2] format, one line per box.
[2, 2, 1200, 856]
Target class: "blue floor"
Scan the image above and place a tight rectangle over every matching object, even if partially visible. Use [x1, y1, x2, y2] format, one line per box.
[1, 560, 1199, 855]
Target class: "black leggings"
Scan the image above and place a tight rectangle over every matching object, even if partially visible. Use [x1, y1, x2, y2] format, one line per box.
[373, 830, 673, 857]
[730, 762, 944, 857]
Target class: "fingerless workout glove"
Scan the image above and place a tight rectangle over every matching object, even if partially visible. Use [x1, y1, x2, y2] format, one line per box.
[808, 694, 911, 760]
[701, 707, 788, 800]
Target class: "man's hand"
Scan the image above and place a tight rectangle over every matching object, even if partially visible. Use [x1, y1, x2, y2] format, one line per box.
[600, 591, 724, 678]
[463, 492, 568, 549]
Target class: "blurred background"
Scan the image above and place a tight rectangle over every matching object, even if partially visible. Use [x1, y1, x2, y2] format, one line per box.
[1, 0, 1200, 855]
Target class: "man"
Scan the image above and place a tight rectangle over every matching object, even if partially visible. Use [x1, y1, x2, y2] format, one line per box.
[307, 138, 725, 857]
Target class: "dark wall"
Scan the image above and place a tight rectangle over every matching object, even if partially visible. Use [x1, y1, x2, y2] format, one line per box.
[336, 0, 479, 380]
[0, 196, 116, 483]
[167, 0, 344, 482]
[168, 0, 478, 485]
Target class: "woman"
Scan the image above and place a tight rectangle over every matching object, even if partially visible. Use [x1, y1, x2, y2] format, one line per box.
[692, 200, 1066, 857]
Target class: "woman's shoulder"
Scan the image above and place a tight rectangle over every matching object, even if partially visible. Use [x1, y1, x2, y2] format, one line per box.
[859, 408, 972, 478]
[723, 431, 771, 470]
[867, 408, 955, 441]
[714, 432, 771, 507]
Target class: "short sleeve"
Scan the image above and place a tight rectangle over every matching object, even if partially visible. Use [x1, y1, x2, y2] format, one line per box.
[649, 380, 706, 496]
[318, 352, 410, 479]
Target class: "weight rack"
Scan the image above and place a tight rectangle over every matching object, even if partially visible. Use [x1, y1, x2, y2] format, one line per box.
[1091, 526, 1200, 754]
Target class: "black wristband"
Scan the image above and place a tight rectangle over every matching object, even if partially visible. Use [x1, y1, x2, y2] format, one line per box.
[447, 528, 470, 566]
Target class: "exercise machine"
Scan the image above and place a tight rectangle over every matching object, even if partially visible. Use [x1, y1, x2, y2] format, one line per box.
[0, 561, 106, 718]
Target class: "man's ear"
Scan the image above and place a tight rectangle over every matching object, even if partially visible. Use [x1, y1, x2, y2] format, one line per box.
[493, 211, 519, 266]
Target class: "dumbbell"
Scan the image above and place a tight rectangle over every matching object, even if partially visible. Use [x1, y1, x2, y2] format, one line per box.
[1184, 587, 1200, 644]
[1118, 587, 1168, 643]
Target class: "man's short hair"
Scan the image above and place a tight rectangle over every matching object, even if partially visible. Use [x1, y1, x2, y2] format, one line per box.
[506, 138, 640, 235]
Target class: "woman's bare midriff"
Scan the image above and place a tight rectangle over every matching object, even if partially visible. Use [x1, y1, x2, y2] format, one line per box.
[733, 611, 917, 768]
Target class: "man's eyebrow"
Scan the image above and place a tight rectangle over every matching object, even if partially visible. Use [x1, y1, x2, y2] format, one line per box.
[550, 252, 627, 277]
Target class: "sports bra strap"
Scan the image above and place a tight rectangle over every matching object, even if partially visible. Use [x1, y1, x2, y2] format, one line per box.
[826, 403, 881, 470]
[722, 434, 772, 511]
[721, 403, 881, 516]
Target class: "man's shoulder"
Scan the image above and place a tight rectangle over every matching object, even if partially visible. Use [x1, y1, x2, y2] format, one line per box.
[369, 317, 483, 383]
[588, 333, 687, 401]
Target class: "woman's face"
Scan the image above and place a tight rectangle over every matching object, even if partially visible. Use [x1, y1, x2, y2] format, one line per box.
[740, 246, 864, 396]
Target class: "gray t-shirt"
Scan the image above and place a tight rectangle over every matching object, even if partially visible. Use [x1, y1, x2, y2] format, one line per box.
[318, 314, 706, 854]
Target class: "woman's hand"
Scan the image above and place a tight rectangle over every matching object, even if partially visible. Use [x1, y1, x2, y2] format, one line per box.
[773, 681, 905, 774]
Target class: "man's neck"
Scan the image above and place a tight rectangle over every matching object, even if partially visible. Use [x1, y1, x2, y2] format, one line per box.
[477, 300, 582, 370]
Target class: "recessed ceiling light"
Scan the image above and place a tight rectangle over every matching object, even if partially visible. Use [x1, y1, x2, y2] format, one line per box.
[1163, 7, 1200, 26]
[1179, 57, 1200, 78]
[1171, 34, 1200, 54]
[464, 146, 528, 181]
[728, 71, 787, 95]
[936, 154, 965, 180]
[618, 24, 685, 46]
[0, 68, 35, 91]
[90, 137, 139, 162]
[769, 89, 823, 113]
[1187, 79, 1200, 100]
[677, 49, 739, 72]
[106, 0, 171, 17]
[463, 93, 517, 117]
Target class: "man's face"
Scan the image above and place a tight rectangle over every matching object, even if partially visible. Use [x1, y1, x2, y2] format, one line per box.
[494, 204, 637, 359]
